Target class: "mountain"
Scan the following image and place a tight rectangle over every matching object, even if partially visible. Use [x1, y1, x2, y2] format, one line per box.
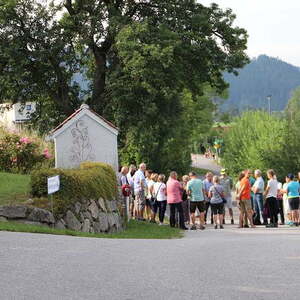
[221, 55, 300, 112]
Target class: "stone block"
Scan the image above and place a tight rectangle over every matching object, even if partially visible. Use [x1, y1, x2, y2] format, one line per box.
[64, 210, 81, 231]
[98, 198, 107, 212]
[107, 201, 118, 212]
[27, 208, 55, 224]
[98, 213, 109, 232]
[55, 219, 66, 230]
[88, 200, 99, 220]
[0, 205, 28, 219]
[82, 219, 91, 233]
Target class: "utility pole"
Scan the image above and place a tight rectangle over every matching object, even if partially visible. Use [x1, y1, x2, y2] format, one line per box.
[266, 95, 272, 115]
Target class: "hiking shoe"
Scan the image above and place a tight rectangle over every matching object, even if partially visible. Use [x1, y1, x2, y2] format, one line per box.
[244, 225, 249, 228]
[266, 223, 274, 228]
[190, 225, 197, 230]
[214, 225, 218, 230]
[231, 219, 234, 225]
[200, 225, 205, 230]
[220, 225, 224, 229]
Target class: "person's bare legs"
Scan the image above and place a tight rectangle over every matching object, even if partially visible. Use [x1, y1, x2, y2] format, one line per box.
[229, 208, 233, 220]
[219, 214, 224, 226]
[200, 212, 205, 226]
[213, 214, 218, 226]
[247, 209, 255, 227]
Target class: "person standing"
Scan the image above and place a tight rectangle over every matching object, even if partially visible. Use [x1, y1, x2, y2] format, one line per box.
[264, 170, 279, 228]
[252, 170, 265, 225]
[127, 165, 137, 218]
[181, 175, 190, 226]
[248, 170, 256, 210]
[145, 170, 154, 221]
[237, 170, 255, 228]
[208, 176, 225, 229]
[277, 181, 285, 225]
[203, 172, 214, 225]
[167, 171, 188, 230]
[133, 163, 147, 221]
[152, 174, 167, 225]
[119, 166, 130, 218]
[187, 172, 206, 230]
[220, 169, 234, 225]
[283, 174, 300, 226]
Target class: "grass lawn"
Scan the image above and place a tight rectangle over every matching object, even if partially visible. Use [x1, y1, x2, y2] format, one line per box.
[0, 172, 30, 206]
[0, 219, 183, 239]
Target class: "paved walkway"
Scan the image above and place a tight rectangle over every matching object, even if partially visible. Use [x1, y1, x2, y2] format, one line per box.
[191, 154, 221, 174]
[1, 226, 300, 300]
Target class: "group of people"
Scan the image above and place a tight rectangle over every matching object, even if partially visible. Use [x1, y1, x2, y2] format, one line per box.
[118, 163, 235, 230]
[118, 163, 300, 230]
[235, 169, 300, 228]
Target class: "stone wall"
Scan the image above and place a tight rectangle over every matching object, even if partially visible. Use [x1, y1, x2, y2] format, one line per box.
[0, 198, 124, 234]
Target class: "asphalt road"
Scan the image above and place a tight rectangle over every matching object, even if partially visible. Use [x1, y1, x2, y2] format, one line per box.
[1, 226, 300, 300]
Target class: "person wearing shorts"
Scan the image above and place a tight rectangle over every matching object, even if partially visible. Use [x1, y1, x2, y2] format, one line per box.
[237, 170, 255, 228]
[187, 172, 205, 230]
[133, 163, 147, 220]
[284, 174, 300, 226]
[208, 176, 225, 229]
[220, 169, 234, 224]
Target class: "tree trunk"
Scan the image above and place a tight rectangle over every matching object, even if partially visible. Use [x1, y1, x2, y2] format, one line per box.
[89, 47, 107, 114]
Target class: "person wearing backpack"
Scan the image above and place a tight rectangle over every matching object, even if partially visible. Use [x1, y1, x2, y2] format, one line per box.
[151, 174, 167, 225]
[208, 176, 226, 229]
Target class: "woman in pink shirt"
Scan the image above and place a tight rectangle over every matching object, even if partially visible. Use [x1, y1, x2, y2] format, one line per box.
[167, 171, 188, 230]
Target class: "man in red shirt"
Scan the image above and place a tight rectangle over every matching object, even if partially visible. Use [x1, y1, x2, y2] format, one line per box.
[238, 170, 255, 228]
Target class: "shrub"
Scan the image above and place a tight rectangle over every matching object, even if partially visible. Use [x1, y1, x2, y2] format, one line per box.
[0, 127, 54, 173]
[221, 111, 288, 180]
[30, 162, 117, 216]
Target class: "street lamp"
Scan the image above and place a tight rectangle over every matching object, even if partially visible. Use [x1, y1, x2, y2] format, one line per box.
[266, 95, 272, 115]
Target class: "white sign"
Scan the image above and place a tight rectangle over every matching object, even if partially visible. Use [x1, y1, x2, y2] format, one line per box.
[47, 175, 60, 195]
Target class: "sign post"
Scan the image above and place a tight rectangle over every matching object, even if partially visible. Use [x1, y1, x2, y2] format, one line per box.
[47, 175, 60, 227]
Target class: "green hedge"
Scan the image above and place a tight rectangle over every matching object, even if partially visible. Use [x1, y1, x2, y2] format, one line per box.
[30, 162, 117, 215]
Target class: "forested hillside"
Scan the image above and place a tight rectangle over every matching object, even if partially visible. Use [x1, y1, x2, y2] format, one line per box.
[222, 55, 300, 112]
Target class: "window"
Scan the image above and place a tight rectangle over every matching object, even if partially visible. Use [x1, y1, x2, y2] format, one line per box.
[26, 104, 32, 111]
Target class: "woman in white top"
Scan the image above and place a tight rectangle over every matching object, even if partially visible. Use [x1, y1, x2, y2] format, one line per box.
[151, 174, 167, 225]
[264, 169, 279, 228]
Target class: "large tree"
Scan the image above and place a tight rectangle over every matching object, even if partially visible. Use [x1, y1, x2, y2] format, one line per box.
[0, 0, 249, 172]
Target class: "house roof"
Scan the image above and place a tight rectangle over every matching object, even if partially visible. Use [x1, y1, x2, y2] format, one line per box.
[49, 104, 118, 139]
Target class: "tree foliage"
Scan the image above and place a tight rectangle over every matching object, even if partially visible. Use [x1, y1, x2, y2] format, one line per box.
[222, 110, 300, 180]
[0, 0, 249, 173]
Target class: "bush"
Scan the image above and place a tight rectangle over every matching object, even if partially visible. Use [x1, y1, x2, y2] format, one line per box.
[222, 111, 287, 179]
[30, 162, 117, 216]
[0, 127, 54, 173]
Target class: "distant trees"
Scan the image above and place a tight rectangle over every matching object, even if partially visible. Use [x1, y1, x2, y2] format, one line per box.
[222, 87, 300, 179]
[222, 55, 300, 112]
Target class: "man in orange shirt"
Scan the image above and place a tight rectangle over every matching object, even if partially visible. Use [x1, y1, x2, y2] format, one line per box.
[237, 170, 255, 228]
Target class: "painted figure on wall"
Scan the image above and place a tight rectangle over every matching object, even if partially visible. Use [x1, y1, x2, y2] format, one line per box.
[69, 120, 95, 164]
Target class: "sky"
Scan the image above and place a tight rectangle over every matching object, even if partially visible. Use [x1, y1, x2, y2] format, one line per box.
[199, 0, 300, 66]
